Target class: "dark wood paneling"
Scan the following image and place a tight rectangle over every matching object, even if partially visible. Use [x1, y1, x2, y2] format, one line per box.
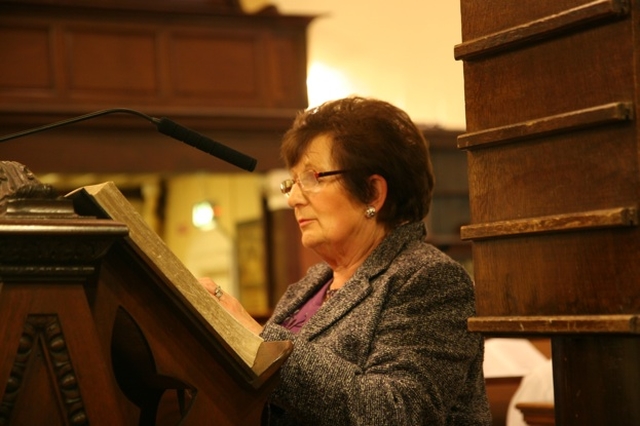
[0, 5, 311, 109]
[67, 27, 159, 97]
[0, 26, 53, 92]
[0, 1, 312, 174]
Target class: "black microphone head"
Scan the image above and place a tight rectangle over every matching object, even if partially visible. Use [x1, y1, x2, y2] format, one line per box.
[156, 118, 257, 172]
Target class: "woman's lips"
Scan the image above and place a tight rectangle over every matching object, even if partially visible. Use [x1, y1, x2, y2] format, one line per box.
[297, 218, 312, 227]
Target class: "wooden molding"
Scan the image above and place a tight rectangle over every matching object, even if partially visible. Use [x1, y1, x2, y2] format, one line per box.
[457, 102, 634, 150]
[469, 314, 640, 334]
[461, 207, 638, 241]
[454, 0, 629, 60]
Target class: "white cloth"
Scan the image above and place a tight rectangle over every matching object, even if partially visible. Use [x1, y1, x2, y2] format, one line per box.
[483, 338, 549, 378]
[506, 358, 554, 426]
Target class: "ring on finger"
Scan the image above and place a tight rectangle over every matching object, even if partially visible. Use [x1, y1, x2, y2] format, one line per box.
[214, 285, 223, 299]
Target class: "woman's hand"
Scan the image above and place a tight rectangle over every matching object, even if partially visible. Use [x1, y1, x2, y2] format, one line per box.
[198, 277, 264, 335]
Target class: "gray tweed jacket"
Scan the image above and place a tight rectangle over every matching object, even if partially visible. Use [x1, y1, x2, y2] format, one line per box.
[260, 221, 491, 426]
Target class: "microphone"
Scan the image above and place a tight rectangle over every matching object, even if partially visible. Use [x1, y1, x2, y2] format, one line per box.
[0, 108, 258, 172]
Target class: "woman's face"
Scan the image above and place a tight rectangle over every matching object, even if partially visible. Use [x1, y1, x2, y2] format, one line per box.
[287, 134, 374, 259]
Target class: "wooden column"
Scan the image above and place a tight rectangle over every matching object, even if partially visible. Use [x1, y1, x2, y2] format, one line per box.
[456, 1, 640, 424]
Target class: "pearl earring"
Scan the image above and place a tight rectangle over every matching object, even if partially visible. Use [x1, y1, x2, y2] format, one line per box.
[365, 206, 376, 218]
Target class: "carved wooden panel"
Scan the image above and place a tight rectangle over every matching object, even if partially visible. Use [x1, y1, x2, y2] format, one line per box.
[66, 27, 159, 99]
[1, 315, 88, 425]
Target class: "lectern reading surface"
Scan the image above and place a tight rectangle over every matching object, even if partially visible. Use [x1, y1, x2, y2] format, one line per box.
[68, 182, 267, 372]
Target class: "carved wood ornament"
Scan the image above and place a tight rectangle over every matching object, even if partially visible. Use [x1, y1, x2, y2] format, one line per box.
[0, 315, 88, 425]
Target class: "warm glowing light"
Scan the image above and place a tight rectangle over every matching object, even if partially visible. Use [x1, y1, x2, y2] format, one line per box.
[306, 62, 355, 107]
[192, 200, 217, 230]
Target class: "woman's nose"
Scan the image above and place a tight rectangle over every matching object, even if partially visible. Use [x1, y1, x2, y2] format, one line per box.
[287, 182, 305, 207]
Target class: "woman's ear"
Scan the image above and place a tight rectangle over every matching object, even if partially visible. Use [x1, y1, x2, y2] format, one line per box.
[368, 174, 388, 211]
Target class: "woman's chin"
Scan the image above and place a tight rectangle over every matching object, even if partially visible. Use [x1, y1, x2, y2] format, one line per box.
[300, 234, 321, 250]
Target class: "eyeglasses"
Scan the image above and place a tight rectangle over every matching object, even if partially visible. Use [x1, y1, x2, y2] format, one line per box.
[280, 170, 346, 197]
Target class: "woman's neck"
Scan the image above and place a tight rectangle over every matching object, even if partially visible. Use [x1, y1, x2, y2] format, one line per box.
[324, 226, 387, 290]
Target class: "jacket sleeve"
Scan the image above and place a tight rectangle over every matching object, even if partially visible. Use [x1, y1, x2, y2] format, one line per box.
[260, 258, 490, 426]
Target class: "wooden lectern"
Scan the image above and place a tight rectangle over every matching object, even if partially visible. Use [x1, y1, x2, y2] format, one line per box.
[0, 161, 291, 425]
[456, 1, 640, 424]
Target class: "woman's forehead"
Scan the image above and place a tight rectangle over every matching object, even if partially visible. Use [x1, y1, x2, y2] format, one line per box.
[294, 135, 335, 170]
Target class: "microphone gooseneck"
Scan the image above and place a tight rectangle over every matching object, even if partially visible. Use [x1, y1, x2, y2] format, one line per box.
[0, 108, 257, 172]
[0, 109, 156, 142]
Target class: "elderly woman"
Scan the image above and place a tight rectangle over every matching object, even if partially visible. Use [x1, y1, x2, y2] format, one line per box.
[200, 96, 491, 425]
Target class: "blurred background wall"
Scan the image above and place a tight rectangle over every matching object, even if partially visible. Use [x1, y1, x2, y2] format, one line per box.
[249, 0, 466, 129]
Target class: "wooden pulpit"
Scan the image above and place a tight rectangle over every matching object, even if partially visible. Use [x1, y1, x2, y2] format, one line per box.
[0, 161, 291, 425]
[456, 1, 640, 424]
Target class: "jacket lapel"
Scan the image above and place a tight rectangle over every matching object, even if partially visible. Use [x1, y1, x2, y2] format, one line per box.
[269, 266, 332, 324]
[271, 223, 426, 338]
[300, 275, 372, 339]
[296, 223, 425, 339]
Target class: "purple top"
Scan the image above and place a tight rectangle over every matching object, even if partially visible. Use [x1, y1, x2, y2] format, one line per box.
[281, 280, 332, 333]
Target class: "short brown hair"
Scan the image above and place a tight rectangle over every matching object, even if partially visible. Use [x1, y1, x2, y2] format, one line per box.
[280, 96, 434, 228]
